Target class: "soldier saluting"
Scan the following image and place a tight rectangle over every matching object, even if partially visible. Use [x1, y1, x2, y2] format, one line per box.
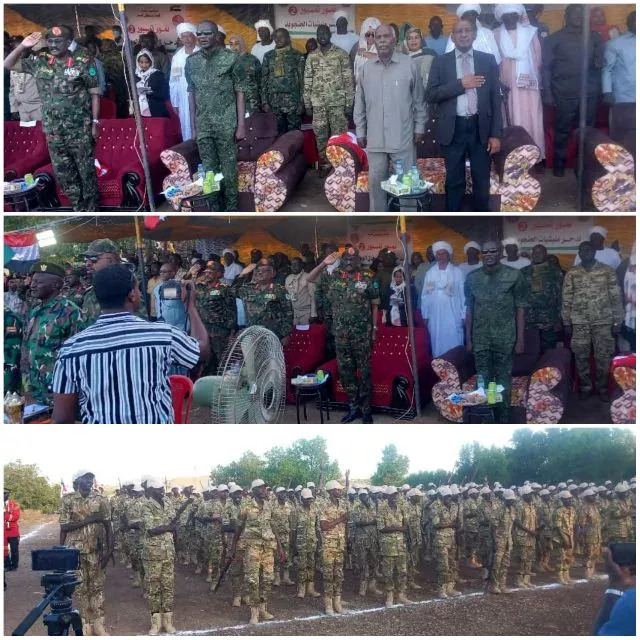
[4, 27, 101, 211]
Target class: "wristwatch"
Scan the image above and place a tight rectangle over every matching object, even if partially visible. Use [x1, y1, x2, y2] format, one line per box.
[605, 588, 624, 597]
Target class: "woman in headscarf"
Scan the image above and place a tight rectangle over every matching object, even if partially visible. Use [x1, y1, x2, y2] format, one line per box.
[228, 34, 261, 115]
[589, 6, 620, 42]
[386, 266, 408, 327]
[420, 241, 465, 357]
[134, 49, 169, 117]
[493, 4, 545, 160]
[352, 17, 381, 83]
[170, 22, 199, 140]
[404, 26, 437, 89]
[101, 39, 128, 117]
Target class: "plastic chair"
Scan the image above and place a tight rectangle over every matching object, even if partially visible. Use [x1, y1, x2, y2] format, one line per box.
[169, 375, 194, 424]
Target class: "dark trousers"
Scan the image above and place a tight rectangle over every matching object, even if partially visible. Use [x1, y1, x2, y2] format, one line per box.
[273, 109, 301, 136]
[7, 536, 19, 569]
[553, 95, 597, 164]
[443, 116, 491, 212]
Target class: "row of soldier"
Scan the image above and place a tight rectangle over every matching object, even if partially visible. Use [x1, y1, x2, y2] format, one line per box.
[59, 469, 635, 635]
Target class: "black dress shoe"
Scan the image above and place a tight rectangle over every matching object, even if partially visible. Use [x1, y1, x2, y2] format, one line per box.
[341, 408, 363, 423]
[362, 413, 373, 424]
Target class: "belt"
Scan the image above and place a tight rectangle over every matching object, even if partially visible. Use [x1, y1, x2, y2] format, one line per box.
[456, 114, 478, 120]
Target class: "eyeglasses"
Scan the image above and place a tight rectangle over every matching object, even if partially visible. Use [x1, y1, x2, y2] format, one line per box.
[365, 32, 375, 38]
[86, 256, 100, 263]
[196, 31, 214, 36]
[481, 249, 500, 255]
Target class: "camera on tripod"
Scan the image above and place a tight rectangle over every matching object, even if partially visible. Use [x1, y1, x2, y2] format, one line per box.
[12, 546, 84, 636]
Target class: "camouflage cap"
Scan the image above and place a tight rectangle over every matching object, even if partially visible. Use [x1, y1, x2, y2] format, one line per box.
[30, 261, 65, 278]
[44, 25, 74, 39]
[80, 239, 119, 258]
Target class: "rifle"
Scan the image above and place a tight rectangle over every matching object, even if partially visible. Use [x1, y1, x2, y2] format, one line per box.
[212, 554, 234, 593]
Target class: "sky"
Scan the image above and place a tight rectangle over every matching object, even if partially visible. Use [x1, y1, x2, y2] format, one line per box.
[2, 425, 548, 487]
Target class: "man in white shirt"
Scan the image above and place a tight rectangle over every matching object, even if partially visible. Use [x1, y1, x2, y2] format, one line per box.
[251, 20, 276, 63]
[501, 237, 531, 270]
[169, 22, 200, 141]
[574, 226, 622, 270]
[445, 4, 502, 65]
[222, 248, 243, 284]
[331, 11, 359, 55]
[458, 241, 483, 277]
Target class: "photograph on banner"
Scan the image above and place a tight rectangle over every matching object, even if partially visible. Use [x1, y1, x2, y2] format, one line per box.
[2, 424, 637, 636]
[3, 213, 635, 426]
[3, 3, 636, 213]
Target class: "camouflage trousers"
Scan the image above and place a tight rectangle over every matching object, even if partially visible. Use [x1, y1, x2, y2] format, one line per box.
[206, 329, 231, 375]
[125, 533, 143, 575]
[203, 530, 223, 572]
[583, 534, 601, 573]
[312, 105, 348, 166]
[478, 528, 492, 567]
[407, 542, 421, 580]
[46, 129, 99, 212]
[143, 547, 175, 613]
[433, 530, 456, 587]
[243, 542, 275, 606]
[196, 129, 238, 212]
[273, 109, 302, 136]
[176, 524, 193, 563]
[464, 528, 479, 558]
[571, 324, 615, 393]
[228, 545, 246, 598]
[354, 538, 378, 580]
[556, 546, 573, 572]
[513, 536, 536, 577]
[335, 334, 372, 413]
[275, 534, 291, 572]
[473, 347, 513, 423]
[537, 535, 554, 566]
[321, 546, 345, 597]
[75, 552, 105, 624]
[489, 535, 512, 586]
[381, 554, 407, 593]
[295, 548, 316, 584]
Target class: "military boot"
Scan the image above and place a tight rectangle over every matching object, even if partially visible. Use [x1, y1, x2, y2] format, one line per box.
[83, 621, 93, 635]
[397, 592, 411, 605]
[585, 564, 594, 579]
[162, 612, 176, 634]
[273, 572, 281, 587]
[333, 596, 346, 614]
[523, 574, 532, 587]
[447, 582, 461, 596]
[557, 570, 567, 584]
[515, 575, 526, 588]
[486, 581, 501, 594]
[481, 568, 489, 580]
[307, 582, 321, 597]
[148, 613, 161, 635]
[368, 579, 383, 595]
[409, 580, 422, 590]
[385, 592, 394, 607]
[132, 571, 142, 588]
[249, 607, 260, 625]
[242, 595, 251, 605]
[438, 585, 449, 598]
[297, 583, 306, 598]
[340, 407, 362, 423]
[359, 581, 368, 596]
[282, 569, 294, 585]
[499, 581, 511, 594]
[205, 567, 213, 583]
[92, 618, 109, 636]
[324, 596, 334, 615]
[259, 604, 274, 620]
[565, 570, 575, 584]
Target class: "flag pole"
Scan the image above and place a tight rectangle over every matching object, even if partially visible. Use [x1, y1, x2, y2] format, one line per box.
[134, 216, 150, 319]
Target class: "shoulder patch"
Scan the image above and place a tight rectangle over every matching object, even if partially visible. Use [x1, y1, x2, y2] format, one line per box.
[88, 66, 97, 76]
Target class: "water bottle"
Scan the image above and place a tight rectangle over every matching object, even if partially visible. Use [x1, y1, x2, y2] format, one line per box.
[197, 163, 205, 182]
[410, 165, 420, 190]
[395, 160, 404, 180]
[203, 171, 215, 195]
[487, 381, 497, 405]
[24, 173, 34, 186]
[476, 375, 485, 392]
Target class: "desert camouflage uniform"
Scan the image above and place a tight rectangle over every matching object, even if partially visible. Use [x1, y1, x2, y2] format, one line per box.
[377, 501, 408, 594]
[449, 499, 464, 583]
[606, 495, 632, 543]
[577, 502, 601, 577]
[124, 494, 146, 584]
[294, 504, 318, 587]
[553, 504, 577, 576]
[318, 495, 349, 596]
[513, 501, 537, 582]
[177, 496, 198, 566]
[59, 490, 111, 626]
[404, 501, 422, 584]
[233, 281, 293, 339]
[490, 501, 516, 590]
[430, 498, 456, 590]
[199, 497, 224, 578]
[463, 496, 480, 564]
[352, 500, 379, 583]
[421, 499, 435, 561]
[224, 498, 245, 600]
[272, 499, 293, 576]
[110, 491, 128, 560]
[477, 498, 501, 571]
[536, 500, 555, 569]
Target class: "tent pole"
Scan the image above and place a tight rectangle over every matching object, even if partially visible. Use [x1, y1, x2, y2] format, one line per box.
[118, 3, 156, 211]
[400, 216, 422, 418]
[134, 216, 150, 320]
[576, 4, 590, 212]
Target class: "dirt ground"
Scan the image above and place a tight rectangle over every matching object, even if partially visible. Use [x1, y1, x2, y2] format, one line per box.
[5, 518, 607, 636]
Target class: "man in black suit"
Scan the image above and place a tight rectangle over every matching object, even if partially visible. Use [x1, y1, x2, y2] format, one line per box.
[426, 19, 502, 212]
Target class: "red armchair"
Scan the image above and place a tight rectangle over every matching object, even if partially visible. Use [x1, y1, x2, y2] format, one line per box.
[4, 121, 50, 182]
[284, 324, 327, 403]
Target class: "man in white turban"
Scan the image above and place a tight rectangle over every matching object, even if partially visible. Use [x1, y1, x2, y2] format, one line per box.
[445, 4, 502, 65]
[573, 226, 621, 270]
[458, 241, 483, 277]
[421, 241, 466, 356]
[251, 19, 275, 63]
[170, 22, 200, 140]
[501, 237, 531, 270]
[331, 10, 359, 54]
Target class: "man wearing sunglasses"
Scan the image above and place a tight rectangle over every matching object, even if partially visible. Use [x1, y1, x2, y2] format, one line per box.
[78, 238, 120, 327]
[464, 240, 528, 423]
[185, 21, 247, 212]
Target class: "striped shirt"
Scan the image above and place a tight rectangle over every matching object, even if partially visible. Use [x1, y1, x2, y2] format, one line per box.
[52, 312, 200, 424]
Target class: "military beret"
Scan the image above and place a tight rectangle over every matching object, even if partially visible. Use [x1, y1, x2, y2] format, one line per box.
[80, 238, 119, 258]
[30, 261, 65, 278]
[45, 25, 74, 39]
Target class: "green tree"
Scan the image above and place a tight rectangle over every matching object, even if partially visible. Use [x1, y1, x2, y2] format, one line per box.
[4, 460, 61, 513]
[210, 450, 266, 487]
[404, 469, 450, 487]
[371, 444, 409, 486]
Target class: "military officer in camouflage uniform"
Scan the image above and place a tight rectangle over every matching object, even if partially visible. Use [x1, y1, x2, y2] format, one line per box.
[293, 487, 320, 598]
[228, 35, 261, 115]
[79, 239, 121, 327]
[577, 488, 601, 579]
[465, 240, 528, 423]
[261, 28, 305, 134]
[562, 241, 624, 400]
[4, 27, 101, 211]
[196, 486, 224, 588]
[513, 486, 538, 587]
[553, 490, 577, 585]
[186, 21, 247, 212]
[303, 24, 354, 170]
[123, 483, 146, 588]
[606, 482, 633, 543]
[4, 308, 23, 393]
[405, 488, 423, 589]
[22, 262, 82, 405]
[353, 488, 382, 596]
[521, 245, 563, 351]
[272, 487, 295, 587]
[430, 487, 458, 599]
[230, 479, 285, 625]
[377, 486, 411, 607]
[59, 470, 112, 636]
[226, 484, 248, 606]
[536, 489, 555, 572]
[309, 248, 380, 424]
[487, 488, 517, 594]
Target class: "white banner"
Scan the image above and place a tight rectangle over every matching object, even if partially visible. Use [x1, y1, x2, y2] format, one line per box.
[274, 4, 356, 38]
[125, 5, 187, 48]
[348, 223, 411, 264]
[502, 216, 595, 254]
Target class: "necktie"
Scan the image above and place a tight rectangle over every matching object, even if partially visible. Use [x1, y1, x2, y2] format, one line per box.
[461, 53, 477, 115]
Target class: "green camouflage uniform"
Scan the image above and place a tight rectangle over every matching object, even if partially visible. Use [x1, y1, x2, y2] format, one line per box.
[16, 49, 100, 210]
[4, 309, 23, 393]
[405, 501, 422, 583]
[22, 294, 82, 404]
[536, 500, 555, 568]
[561, 262, 624, 393]
[198, 498, 224, 577]
[465, 264, 529, 423]
[233, 281, 293, 339]
[353, 500, 379, 582]
[463, 496, 480, 562]
[421, 499, 435, 561]
[124, 494, 146, 583]
[80, 287, 101, 328]
[553, 504, 576, 575]
[140, 496, 177, 613]
[606, 496, 632, 543]
[235, 52, 261, 115]
[239, 497, 277, 606]
[59, 490, 111, 626]
[110, 492, 127, 559]
[177, 496, 198, 566]
[294, 504, 318, 586]
[272, 500, 293, 574]
[490, 501, 516, 589]
[185, 47, 243, 211]
[322, 269, 380, 413]
[430, 498, 456, 589]
[318, 495, 349, 596]
[577, 502, 601, 575]
[63, 283, 86, 308]
[513, 501, 537, 581]
[195, 281, 237, 373]
[224, 498, 245, 600]
[449, 500, 464, 582]
[377, 501, 408, 594]
[261, 46, 305, 134]
[303, 45, 354, 165]
[521, 261, 563, 351]
[477, 497, 501, 570]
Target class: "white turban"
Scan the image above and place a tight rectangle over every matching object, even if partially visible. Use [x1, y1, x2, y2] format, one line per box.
[503, 237, 520, 249]
[334, 10, 349, 23]
[254, 19, 274, 35]
[176, 22, 197, 37]
[494, 4, 526, 21]
[432, 241, 453, 256]
[147, 477, 164, 489]
[457, 4, 482, 18]
[222, 248, 235, 257]
[589, 225, 608, 238]
[464, 241, 481, 253]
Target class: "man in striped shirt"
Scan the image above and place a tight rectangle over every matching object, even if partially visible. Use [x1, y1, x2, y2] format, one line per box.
[51, 264, 209, 424]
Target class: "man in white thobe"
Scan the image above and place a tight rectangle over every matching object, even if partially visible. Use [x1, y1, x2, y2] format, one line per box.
[500, 237, 531, 270]
[445, 4, 502, 65]
[458, 241, 483, 278]
[573, 225, 622, 270]
[421, 241, 466, 357]
[169, 22, 200, 141]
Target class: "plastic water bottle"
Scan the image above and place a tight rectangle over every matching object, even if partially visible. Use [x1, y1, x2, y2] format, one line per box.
[197, 163, 205, 182]
[487, 381, 497, 405]
[24, 173, 34, 186]
[410, 165, 420, 189]
[476, 375, 485, 392]
[395, 160, 404, 180]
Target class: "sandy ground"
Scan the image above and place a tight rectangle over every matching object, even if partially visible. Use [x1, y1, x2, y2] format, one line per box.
[5, 518, 607, 636]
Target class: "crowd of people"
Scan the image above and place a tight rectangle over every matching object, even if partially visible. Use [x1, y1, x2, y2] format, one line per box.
[18, 469, 635, 634]
[3, 4, 636, 211]
[3, 224, 635, 423]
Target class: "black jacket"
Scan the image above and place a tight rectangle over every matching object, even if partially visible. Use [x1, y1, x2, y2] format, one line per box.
[425, 49, 503, 146]
[134, 71, 169, 118]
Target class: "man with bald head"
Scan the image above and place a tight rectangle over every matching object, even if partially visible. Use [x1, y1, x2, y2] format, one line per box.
[354, 24, 427, 211]
[185, 21, 247, 211]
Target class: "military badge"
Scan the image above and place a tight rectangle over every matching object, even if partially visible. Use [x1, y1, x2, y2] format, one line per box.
[64, 67, 80, 79]
[52, 26, 62, 36]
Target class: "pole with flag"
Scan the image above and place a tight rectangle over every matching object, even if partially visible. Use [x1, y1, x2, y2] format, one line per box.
[134, 216, 150, 319]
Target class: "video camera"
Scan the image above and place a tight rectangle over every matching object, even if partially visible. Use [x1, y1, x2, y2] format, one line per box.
[12, 546, 84, 636]
[158, 279, 191, 301]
